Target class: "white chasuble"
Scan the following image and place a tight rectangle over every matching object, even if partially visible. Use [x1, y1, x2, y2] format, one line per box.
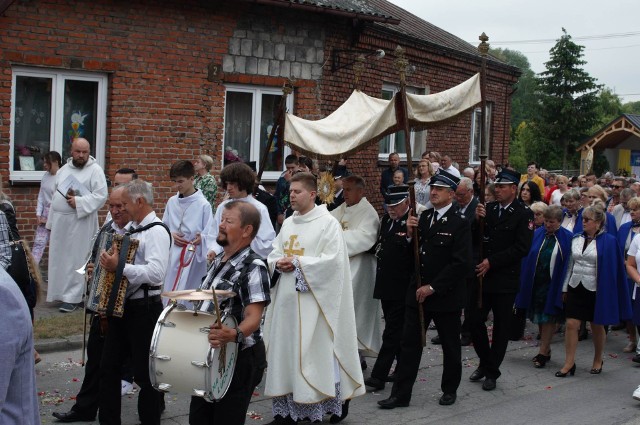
[162, 190, 216, 294]
[264, 205, 365, 403]
[46, 157, 108, 304]
[330, 197, 383, 356]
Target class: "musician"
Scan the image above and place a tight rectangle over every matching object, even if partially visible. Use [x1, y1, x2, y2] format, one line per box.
[378, 170, 471, 408]
[98, 179, 171, 424]
[189, 200, 270, 424]
[52, 186, 132, 423]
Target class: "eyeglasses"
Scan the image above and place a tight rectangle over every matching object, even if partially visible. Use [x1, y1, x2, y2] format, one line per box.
[612, 185, 624, 189]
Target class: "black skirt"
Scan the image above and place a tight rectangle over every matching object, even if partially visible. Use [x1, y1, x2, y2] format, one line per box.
[565, 283, 596, 322]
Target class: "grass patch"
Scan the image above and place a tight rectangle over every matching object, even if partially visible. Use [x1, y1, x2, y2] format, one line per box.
[34, 310, 85, 339]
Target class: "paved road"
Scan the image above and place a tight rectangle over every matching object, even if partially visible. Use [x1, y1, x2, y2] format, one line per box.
[36, 322, 640, 425]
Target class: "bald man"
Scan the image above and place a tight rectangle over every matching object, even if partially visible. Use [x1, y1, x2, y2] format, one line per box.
[46, 138, 108, 313]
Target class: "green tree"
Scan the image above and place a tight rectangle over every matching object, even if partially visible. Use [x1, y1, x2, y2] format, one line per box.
[536, 28, 601, 172]
[490, 48, 539, 134]
[593, 87, 623, 128]
[623, 100, 640, 115]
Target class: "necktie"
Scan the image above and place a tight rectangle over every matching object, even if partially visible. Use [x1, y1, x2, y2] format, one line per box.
[499, 208, 504, 218]
[431, 211, 439, 228]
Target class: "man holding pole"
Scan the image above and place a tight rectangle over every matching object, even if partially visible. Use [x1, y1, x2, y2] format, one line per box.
[378, 170, 471, 408]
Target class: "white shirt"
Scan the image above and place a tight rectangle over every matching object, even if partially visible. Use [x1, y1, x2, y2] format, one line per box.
[37, 171, 56, 217]
[123, 211, 171, 299]
[211, 195, 276, 258]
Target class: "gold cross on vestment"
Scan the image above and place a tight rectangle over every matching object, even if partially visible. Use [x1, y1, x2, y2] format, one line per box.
[283, 234, 305, 256]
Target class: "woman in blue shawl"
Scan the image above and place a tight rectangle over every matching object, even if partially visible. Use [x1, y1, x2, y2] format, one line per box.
[556, 202, 631, 378]
[620, 196, 640, 356]
[516, 205, 572, 368]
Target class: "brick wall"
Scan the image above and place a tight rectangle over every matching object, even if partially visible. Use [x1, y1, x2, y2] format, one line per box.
[0, 0, 517, 240]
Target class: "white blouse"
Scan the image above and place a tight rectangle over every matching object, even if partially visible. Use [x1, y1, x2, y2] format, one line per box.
[563, 236, 598, 292]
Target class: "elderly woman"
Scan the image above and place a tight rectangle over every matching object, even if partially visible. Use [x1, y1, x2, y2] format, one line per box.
[573, 185, 617, 236]
[561, 190, 581, 232]
[516, 205, 572, 368]
[518, 181, 542, 207]
[414, 158, 433, 207]
[619, 196, 640, 353]
[555, 203, 631, 377]
[530, 202, 548, 229]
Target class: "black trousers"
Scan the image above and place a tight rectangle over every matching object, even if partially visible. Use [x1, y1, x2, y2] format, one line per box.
[189, 340, 267, 425]
[71, 314, 104, 417]
[99, 299, 163, 425]
[391, 294, 462, 401]
[467, 291, 516, 380]
[370, 299, 405, 380]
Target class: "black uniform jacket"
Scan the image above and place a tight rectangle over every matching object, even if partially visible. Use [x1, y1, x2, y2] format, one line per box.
[417, 205, 472, 312]
[481, 200, 534, 293]
[373, 210, 413, 301]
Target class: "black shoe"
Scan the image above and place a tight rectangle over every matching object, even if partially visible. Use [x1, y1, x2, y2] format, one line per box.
[439, 393, 457, 405]
[555, 364, 576, 377]
[364, 376, 385, 391]
[431, 335, 442, 345]
[469, 368, 485, 382]
[329, 399, 350, 423]
[460, 335, 471, 346]
[633, 354, 640, 364]
[378, 396, 410, 409]
[590, 361, 604, 374]
[482, 378, 496, 391]
[265, 415, 296, 425]
[385, 371, 397, 382]
[52, 410, 95, 423]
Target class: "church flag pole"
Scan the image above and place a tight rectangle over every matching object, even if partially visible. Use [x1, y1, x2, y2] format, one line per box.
[477, 33, 490, 308]
[394, 46, 427, 347]
[256, 80, 294, 184]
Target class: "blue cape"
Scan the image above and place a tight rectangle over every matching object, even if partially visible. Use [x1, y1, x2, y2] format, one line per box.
[617, 221, 640, 324]
[516, 226, 572, 315]
[555, 232, 631, 325]
[572, 208, 618, 237]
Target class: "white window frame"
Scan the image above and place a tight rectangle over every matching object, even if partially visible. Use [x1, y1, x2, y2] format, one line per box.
[378, 84, 425, 161]
[469, 103, 493, 166]
[223, 84, 294, 182]
[9, 67, 108, 182]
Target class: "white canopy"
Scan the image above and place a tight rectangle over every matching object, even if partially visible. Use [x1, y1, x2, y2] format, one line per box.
[284, 73, 482, 159]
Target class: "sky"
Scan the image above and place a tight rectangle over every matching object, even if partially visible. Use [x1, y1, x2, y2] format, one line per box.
[388, 0, 640, 103]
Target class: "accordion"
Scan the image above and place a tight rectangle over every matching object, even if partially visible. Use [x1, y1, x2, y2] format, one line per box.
[87, 233, 139, 317]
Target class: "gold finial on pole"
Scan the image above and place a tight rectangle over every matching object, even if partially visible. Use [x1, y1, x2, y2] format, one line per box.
[394, 45, 409, 86]
[478, 32, 490, 56]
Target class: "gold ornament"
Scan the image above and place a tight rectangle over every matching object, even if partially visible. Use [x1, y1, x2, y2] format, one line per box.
[317, 172, 336, 205]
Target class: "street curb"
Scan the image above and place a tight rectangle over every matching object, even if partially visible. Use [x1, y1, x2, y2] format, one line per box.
[35, 334, 84, 354]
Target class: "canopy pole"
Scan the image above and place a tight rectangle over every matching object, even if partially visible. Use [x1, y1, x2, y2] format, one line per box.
[394, 46, 426, 347]
[477, 33, 490, 308]
[256, 80, 294, 184]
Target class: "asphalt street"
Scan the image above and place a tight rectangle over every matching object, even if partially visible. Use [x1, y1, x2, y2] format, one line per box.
[35, 321, 640, 425]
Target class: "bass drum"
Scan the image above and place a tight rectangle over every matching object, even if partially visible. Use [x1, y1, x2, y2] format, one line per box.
[149, 303, 238, 401]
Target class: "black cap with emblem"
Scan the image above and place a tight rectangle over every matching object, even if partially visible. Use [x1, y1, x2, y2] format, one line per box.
[384, 184, 409, 206]
[494, 168, 520, 185]
[429, 169, 460, 190]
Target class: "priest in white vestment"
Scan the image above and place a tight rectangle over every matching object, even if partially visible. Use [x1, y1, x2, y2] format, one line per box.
[47, 138, 107, 309]
[330, 175, 382, 357]
[209, 162, 275, 259]
[163, 160, 216, 294]
[264, 172, 364, 425]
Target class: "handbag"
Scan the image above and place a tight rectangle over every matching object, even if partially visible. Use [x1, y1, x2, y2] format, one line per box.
[7, 238, 37, 310]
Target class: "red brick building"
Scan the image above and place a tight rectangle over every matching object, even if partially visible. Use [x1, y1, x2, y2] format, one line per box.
[0, 0, 519, 240]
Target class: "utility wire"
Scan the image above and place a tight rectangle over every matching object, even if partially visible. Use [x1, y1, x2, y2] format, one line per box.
[469, 30, 640, 46]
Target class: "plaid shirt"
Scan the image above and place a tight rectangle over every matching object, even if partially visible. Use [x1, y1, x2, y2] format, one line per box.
[200, 246, 270, 348]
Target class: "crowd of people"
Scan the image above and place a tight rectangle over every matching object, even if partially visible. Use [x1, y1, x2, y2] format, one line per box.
[5, 138, 640, 424]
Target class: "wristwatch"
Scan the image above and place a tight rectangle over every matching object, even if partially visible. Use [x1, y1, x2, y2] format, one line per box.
[235, 327, 245, 344]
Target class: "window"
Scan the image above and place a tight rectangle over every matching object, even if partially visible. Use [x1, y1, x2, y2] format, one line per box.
[378, 84, 426, 160]
[223, 85, 293, 181]
[10, 67, 108, 181]
[469, 102, 493, 165]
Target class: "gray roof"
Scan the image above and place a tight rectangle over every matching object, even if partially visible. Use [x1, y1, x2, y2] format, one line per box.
[625, 113, 640, 129]
[245, 0, 400, 23]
